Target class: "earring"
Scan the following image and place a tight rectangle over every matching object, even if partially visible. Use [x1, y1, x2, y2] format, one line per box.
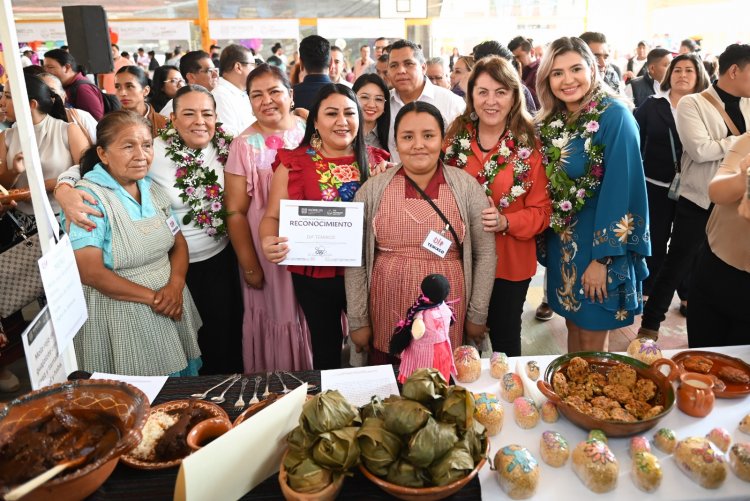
[310, 130, 322, 150]
[469, 111, 478, 121]
[290, 101, 295, 111]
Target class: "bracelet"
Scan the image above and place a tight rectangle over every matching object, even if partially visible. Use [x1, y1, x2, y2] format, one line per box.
[596, 256, 612, 266]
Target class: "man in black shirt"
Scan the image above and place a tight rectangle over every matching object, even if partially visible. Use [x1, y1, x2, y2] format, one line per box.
[293, 35, 332, 110]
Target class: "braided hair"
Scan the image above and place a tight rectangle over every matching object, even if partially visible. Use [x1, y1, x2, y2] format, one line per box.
[389, 274, 453, 355]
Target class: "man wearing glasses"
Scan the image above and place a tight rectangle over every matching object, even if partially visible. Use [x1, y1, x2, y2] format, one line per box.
[160, 51, 220, 117]
[580, 31, 623, 93]
[212, 44, 255, 136]
[425, 57, 450, 89]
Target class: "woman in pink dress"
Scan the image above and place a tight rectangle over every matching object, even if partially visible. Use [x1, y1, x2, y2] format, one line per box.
[225, 64, 312, 372]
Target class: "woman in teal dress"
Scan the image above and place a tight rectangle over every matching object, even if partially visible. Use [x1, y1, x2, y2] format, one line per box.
[535, 37, 650, 352]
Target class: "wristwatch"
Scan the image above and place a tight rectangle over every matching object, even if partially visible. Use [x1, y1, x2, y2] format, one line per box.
[596, 256, 612, 266]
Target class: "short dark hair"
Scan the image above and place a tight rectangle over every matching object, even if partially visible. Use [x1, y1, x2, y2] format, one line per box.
[331, 45, 343, 55]
[681, 39, 699, 52]
[44, 49, 77, 70]
[660, 53, 709, 93]
[637, 40, 648, 48]
[180, 50, 211, 78]
[377, 54, 389, 63]
[388, 39, 425, 64]
[219, 44, 251, 75]
[173, 84, 216, 113]
[298, 35, 330, 73]
[112, 43, 120, 51]
[148, 50, 155, 57]
[246, 63, 291, 94]
[579, 31, 607, 45]
[472, 41, 513, 62]
[360, 45, 369, 51]
[646, 48, 672, 66]
[508, 36, 532, 54]
[718, 43, 750, 75]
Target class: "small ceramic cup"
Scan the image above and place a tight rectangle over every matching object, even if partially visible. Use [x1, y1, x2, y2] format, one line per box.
[677, 372, 715, 418]
[186, 417, 232, 451]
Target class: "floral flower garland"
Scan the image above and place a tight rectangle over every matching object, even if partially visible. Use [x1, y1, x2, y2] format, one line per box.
[308, 149, 361, 202]
[159, 121, 233, 239]
[539, 94, 608, 233]
[446, 125, 534, 211]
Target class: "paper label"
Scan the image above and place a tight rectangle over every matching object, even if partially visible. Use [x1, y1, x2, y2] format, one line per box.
[166, 215, 180, 235]
[422, 230, 452, 258]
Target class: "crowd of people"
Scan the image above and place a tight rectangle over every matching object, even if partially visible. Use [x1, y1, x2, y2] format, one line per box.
[0, 31, 748, 389]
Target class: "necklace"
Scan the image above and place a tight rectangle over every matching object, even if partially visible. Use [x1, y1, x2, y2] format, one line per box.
[539, 93, 608, 233]
[158, 121, 233, 238]
[475, 121, 504, 153]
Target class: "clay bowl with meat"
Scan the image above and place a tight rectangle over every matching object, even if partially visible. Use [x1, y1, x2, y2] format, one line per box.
[537, 351, 679, 437]
[0, 379, 150, 501]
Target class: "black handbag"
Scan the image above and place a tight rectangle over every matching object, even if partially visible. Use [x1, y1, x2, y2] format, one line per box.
[0, 211, 44, 318]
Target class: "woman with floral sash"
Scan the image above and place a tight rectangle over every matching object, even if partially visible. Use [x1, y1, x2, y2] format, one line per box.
[57, 84, 244, 374]
[260, 84, 388, 370]
[443, 56, 550, 357]
[225, 64, 312, 373]
[535, 37, 650, 353]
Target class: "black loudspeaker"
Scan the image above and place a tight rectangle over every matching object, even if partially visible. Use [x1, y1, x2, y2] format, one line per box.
[62, 5, 114, 74]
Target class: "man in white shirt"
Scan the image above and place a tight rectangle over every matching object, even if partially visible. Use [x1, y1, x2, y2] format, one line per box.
[387, 39, 465, 162]
[211, 44, 255, 136]
[353, 45, 374, 80]
[329, 46, 352, 87]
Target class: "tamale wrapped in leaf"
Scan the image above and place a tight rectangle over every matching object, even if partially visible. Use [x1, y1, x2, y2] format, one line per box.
[312, 426, 361, 472]
[401, 368, 449, 404]
[357, 418, 403, 476]
[460, 422, 488, 464]
[427, 442, 475, 486]
[383, 399, 431, 435]
[406, 417, 459, 467]
[286, 457, 334, 493]
[283, 448, 309, 470]
[436, 386, 476, 433]
[385, 458, 428, 488]
[300, 390, 358, 435]
[359, 396, 385, 420]
[286, 425, 316, 454]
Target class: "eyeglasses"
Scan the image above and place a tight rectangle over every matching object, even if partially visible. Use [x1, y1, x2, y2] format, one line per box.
[166, 78, 185, 86]
[197, 67, 219, 74]
[239, 61, 253, 66]
[357, 94, 386, 105]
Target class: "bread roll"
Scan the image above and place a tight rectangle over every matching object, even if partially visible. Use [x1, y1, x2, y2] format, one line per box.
[706, 427, 731, 453]
[513, 397, 539, 429]
[501, 373, 524, 403]
[490, 352, 509, 379]
[494, 445, 540, 499]
[729, 443, 750, 482]
[632, 451, 662, 493]
[571, 439, 618, 493]
[473, 392, 504, 436]
[454, 345, 482, 383]
[673, 437, 727, 489]
[540, 431, 569, 467]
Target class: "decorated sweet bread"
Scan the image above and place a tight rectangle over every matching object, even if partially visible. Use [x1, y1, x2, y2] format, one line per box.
[673, 437, 727, 489]
[540, 401, 558, 423]
[490, 352, 509, 379]
[494, 445, 540, 499]
[706, 427, 732, 453]
[453, 345, 481, 383]
[572, 439, 619, 493]
[473, 392, 503, 436]
[741, 413, 750, 435]
[626, 338, 663, 365]
[501, 373, 524, 403]
[525, 361, 540, 381]
[632, 451, 662, 493]
[513, 397, 539, 429]
[653, 428, 678, 454]
[728, 443, 750, 482]
[540, 431, 569, 467]
[588, 429, 607, 444]
[629, 436, 651, 458]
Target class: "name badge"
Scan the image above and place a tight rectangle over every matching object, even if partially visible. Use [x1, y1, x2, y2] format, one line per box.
[422, 230, 452, 258]
[166, 215, 180, 236]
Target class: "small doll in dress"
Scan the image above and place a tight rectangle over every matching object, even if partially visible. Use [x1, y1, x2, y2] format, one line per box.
[390, 274, 457, 384]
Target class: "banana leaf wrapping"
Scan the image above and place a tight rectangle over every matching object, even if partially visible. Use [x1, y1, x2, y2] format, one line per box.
[359, 396, 386, 420]
[385, 458, 428, 488]
[312, 426, 361, 472]
[357, 417, 403, 476]
[435, 386, 475, 433]
[406, 417, 459, 468]
[286, 425, 316, 455]
[427, 438, 476, 486]
[460, 424, 488, 464]
[301, 390, 359, 435]
[285, 456, 334, 493]
[383, 399, 431, 435]
[401, 368, 449, 405]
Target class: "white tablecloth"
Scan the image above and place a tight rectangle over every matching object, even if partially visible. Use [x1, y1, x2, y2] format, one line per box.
[460, 346, 750, 500]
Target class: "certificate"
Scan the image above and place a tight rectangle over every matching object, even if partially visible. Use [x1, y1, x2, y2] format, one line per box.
[279, 200, 364, 267]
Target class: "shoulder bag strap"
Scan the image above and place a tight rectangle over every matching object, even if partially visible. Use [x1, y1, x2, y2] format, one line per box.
[403, 174, 463, 255]
[667, 128, 680, 173]
[701, 90, 742, 136]
[67, 108, 94, 147]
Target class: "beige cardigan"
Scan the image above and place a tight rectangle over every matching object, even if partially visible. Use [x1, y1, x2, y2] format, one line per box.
[345, 164, 497, 332]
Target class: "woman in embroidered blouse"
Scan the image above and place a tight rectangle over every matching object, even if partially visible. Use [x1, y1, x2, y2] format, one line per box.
[346, 101, 495, 366]
[353, 73, 390, 152]
[225, 64, 312, 373]
[535, 37, 650, 352]
[259, 84, 388, 370]
[65, 110, 201, 376]
[443, 56, 550, 357]
[56, 85, 244, 375]
[115, 66, 166, 138]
